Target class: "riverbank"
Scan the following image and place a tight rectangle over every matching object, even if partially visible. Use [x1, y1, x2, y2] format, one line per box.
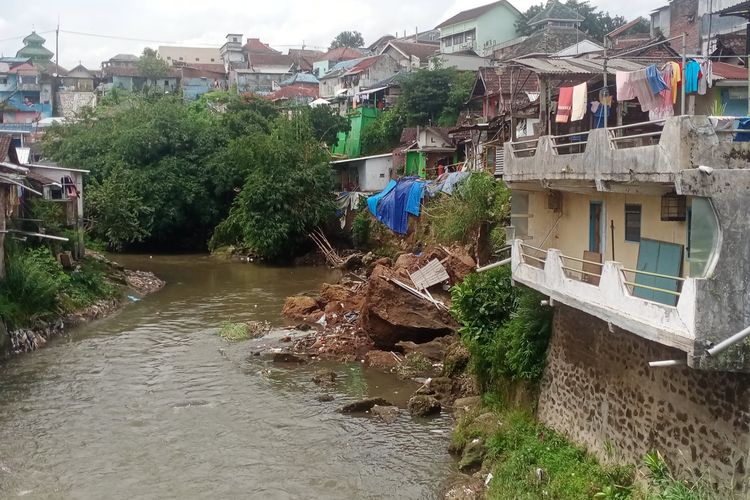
[1, 252, 164, 357]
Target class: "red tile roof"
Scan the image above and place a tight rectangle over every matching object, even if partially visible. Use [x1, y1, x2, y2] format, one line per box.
[713, 61, 748, 80]
[343, 55, 382, 76]
[248, 53, 294, 68]
[267, 84, 319, 101]
[244, 38, 280, 54]
[322, 47, 365, 62]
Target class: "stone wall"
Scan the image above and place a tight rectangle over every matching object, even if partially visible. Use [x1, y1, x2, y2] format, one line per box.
[55, 91, 97, 119]
[538, 305, 750, 494]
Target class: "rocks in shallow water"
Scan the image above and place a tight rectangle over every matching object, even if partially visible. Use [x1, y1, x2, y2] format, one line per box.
[371, 405, 399, 424]
[444, 474, 485, 500]
[270, 352, 307, 364]
[282, 295, 321, 321]
[452, 396, 482, 416]
[396, 336, 451, 361]
[458, 438, 486, 473]
[312, 369, 337, 385]
[407, 395, 441, 417]
[364, 350, 400, 371]
[340, 397, 392, 413]
[316, 394, 335, 402]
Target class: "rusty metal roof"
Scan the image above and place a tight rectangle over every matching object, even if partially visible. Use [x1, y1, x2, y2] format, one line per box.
[510, 57, 644, 75]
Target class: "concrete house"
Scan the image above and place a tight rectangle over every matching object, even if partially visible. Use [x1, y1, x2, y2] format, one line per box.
[312, 47, 365, 78]
[319, 55, 400, 100]
[380, 41, 438, 70]
[158, 45, 222, 67]
[435, 0, 523, 57]
[395, 126, 456, 179]
[0, 59, 53, 124]
[221, 35, 294, 94]
[55, 64, 98, 119]
[330, 153, 392, 192]
[503, 114, 750, 490]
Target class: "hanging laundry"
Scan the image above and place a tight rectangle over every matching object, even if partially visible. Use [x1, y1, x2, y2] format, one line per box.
[570, 82, 587, 122]
[556, 86, 574, 123]
[698, 59, 712, 95]
[616, 71, 636, 100]
[590, 101, 611, 128]
[645, 65, 669, 94]
[631, 69, 662, 112]
[667, 61, 681, 104]
[684, 60, 701, 94]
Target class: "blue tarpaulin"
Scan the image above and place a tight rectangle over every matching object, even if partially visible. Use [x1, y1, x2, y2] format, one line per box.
[375, 177, 418, 234]
[735, 117, 750, 142]
[406, 181, 427, 216]
[368, 179, 396, 216]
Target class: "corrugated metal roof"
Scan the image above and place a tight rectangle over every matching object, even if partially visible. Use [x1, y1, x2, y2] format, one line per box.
[510, 57, 644, 75]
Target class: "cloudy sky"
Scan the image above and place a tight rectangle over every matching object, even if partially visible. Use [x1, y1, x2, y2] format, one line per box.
[0, 0, 656, 69]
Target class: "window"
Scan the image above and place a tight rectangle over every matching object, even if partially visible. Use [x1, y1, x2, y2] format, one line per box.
[196, 58, 200, 61]
[465, 29, 476, 43]
[688, 197, 719, 277]
[443, 37, 452, 47]
[164, 80, 169, 86]
[625, 204, 641, 242]
[179, 56, 184, 60]
[167, 56, 172, 60]
[20, 75, 37, 84]
[511, 192, 530, 239]
[453, 33, 464, 45]
[0, 77, 7, 85]
[211, 58, 215, 62]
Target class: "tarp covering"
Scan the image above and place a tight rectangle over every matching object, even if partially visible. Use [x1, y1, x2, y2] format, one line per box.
[406, 180, 427, 216]
[367, 179, 396, 216]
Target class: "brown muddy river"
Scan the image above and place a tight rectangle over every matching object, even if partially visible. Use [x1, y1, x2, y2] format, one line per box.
[0, 255, 456, 499]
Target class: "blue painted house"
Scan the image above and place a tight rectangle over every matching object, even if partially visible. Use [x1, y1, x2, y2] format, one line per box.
[0, 59, 53, 124]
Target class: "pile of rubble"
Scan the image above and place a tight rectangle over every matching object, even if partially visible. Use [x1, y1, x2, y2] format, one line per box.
[282, 244, 477, 358]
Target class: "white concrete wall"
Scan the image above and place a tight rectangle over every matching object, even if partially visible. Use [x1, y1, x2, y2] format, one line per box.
[358, 156, 391, 192]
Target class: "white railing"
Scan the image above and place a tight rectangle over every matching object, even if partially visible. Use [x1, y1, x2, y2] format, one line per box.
[511, 239, 696, 350]
[620, 267, 685, 300]
[508, 138, 539, 158]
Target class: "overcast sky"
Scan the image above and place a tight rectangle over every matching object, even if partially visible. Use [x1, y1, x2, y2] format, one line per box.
[0, 0, 656, 69]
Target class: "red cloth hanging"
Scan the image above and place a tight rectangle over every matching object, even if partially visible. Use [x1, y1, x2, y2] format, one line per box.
[556, 87, 574, 123]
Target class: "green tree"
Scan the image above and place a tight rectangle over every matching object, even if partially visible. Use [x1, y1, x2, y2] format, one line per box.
[399, 68, 475, 126]
[209, 117, 335, 260]
[330, 31, 365, 49]
[360, 104, 406, 155]
[306, 106, 350, 146]
[137, 47, 171, 81]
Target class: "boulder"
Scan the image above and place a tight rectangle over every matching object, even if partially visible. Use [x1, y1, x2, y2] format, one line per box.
[371, 405, 399, 424]
[312, 368, 337, 385]
[444, 475, 485, 500]
[443, 341, 471, 377]
[270, 352, 307, 364]
[340, 397, 392, 413]
[316, 394, 335, 402]
[407, 395, 441, 417]
[282, 295, 321, 320]
[364, 350, 401, 371]
[359, 264, 457, 348]
[458, 438, 486, 473]
[452, 396, 482, 416]
[396, 336, 451, 361]
[393, 252, 419, 272]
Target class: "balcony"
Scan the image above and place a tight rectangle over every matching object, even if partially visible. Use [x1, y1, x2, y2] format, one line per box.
[512, 240, 697, 354]
[504, 115, 750, 186]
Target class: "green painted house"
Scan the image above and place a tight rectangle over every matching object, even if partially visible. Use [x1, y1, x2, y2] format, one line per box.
[435, 0, 523, 57]
[332, 106, 380, 158]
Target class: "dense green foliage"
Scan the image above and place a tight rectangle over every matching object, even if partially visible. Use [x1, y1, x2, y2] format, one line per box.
[208, 118, 335, 259]
[352, 199, 371, 248]
[451, 266, 553, 386]
[426, 172, 510, 245]
[137, 47, 171, 80]
[360, 105, 406, 156]
[0, 246, 118, 329]
[400, 68, 475, 126]
[515, 0, 629, 40]
[330, 31, 365, 49]
[45, 92, 338, 258]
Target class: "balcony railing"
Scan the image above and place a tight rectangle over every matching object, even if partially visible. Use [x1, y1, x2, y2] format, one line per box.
[551, 130, 589, 155]
[508, 138, 539, 158]
[513, 239, 696, 352]
[606, 119, 667, 150]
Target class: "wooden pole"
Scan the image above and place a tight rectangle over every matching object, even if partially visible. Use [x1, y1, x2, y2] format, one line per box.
[0, 187, 5, 281]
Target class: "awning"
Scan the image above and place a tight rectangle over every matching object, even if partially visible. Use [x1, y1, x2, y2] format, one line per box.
[355, 85, 389, 97]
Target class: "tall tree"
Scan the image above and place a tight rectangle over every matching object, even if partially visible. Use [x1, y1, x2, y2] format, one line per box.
[137, 47, 171, 81]
[330, 31, 365, 49]
[515, 0, 627, 42]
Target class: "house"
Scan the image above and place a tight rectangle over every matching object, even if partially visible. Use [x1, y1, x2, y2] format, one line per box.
[330, 153, 392, 192]
[331, 107, 381, 158]
[367, 35, 396, 55]
[179, 66, 227, 101]
[319, 55, 400, 101]
[100, 57, 180, 93]
[56, 64, 97, 118]
[267, 75, 319, 106]
[399, 29, 441, 45]
[604, 17, 652, 51]
[498, 1, 593, 59]
[220, 35, 294, 94]
[102, 54, 139, 70]
[380, 41, 438, 70]
[158, 45, 222, 67]
[287, 48, 325, 72]
[650, 0, 749, 54]
[435, 0, 523, 57]
[0, 59, 53, 123]
[312, 47, 366, 78]
[393, 126, 456, 179]
[429, 53, 491, 71]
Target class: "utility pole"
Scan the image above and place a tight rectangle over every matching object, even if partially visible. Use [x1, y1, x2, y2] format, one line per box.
[55, 15, 60, 73]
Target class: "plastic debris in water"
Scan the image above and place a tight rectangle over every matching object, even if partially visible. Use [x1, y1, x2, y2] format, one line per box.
[127, 295, 141, 302]
[485, 473, 494, 486]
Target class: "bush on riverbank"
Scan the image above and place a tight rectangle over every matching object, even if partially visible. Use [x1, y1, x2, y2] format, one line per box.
[0, 245, 120, 329]
[450, 266, 553, 389]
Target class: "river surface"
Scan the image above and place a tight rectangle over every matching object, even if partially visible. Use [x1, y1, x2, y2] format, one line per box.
[0, 255, 456, 499]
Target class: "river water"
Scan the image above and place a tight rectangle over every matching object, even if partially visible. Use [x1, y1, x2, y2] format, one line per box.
[0, 255, 456, 499]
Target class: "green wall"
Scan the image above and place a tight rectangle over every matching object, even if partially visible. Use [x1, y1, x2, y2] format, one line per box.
[332, 107, 380, 158]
